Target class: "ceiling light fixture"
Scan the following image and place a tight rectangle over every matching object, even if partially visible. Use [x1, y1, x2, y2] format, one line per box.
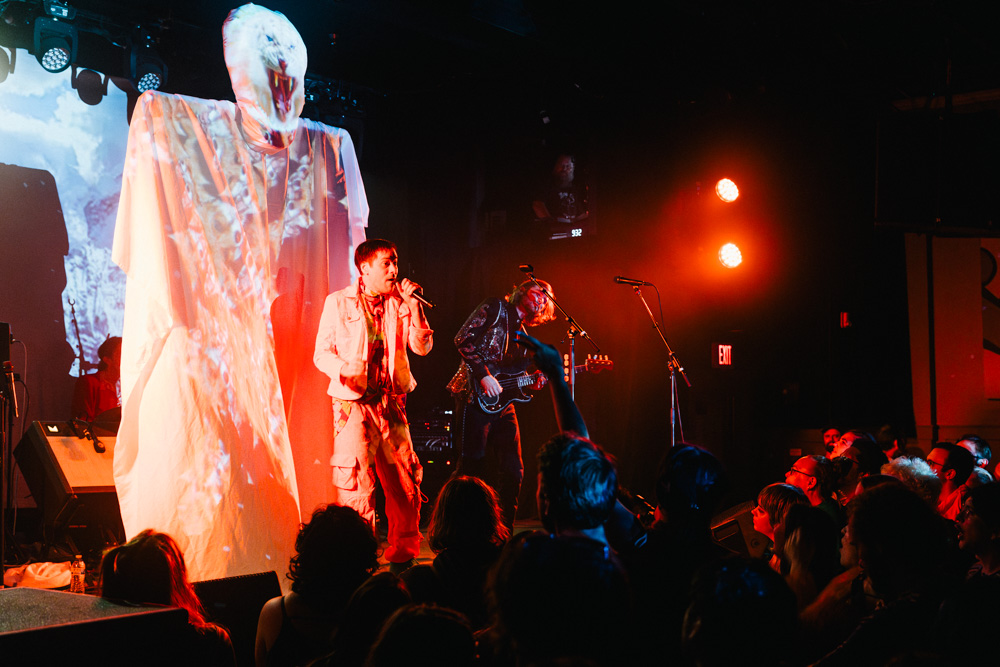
[33, 14, 77, 73]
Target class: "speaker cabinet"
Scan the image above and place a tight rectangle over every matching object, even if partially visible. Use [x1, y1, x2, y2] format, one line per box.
[194, 571, 282, 667]
[14, 421, 124, 552]
[0, 588, 189, 665]
[710, 500, 768, 559]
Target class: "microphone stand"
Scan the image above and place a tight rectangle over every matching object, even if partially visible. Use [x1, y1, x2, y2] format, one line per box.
[520, 267, 600, 399]
[628, 284, 691, 449]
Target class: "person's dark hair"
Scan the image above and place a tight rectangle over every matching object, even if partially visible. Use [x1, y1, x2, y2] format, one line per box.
[875, 423, 907, 454]
[365, 604, 475, 667]
[756, 483, 808, 527]
[856, 474, 903, 494]
[934, 443, 975, 484]
[354, 239, 396, 270]
[966, 482, 1000, 533]
[428, 475, 510, 552]
[100, 530, 217, 633]
[487, 531, 630, 665]
[97, 336, 122, 371]
[805, 454, 837, 497]
[507, 279, 556, 326]
[850, 438, 889, 476]
[850, 484, 948, 599]
[288, 504, 380, 606]
[682, 558, 799, 667]
[845, 429, 877, 445]
[537, 433, 617, 530]
[959, 433, 992, 464]
[783, 504, 843, 594]
[327, 572, 412, 667]
[655, 444, 730, 524]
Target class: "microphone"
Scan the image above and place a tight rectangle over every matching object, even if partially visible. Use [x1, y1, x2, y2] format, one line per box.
[412, 290, 436, 310]
[614, 276, 652, 286]
[519, 264, 534, 273]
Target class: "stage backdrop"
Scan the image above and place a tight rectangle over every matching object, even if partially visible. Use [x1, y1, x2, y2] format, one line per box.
[0, 54, 129, 435]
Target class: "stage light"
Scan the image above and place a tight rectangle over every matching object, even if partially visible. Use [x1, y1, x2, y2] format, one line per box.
[715, 178, 739, 203]
[71, 66, 108, 105]
[0, 47, 14, 84]
[719, 243, 742, 268]
[33, 16, 77, 73]
[128, 32, 167, 93]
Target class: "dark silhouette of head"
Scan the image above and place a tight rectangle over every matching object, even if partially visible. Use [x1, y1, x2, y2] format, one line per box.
[488, 532, 631, 665]
[537, 433, 618, 533]
[366, 603, 476, 667]
[682, 558, 799, 667]
[850, 484, 948, 600]
[100, 529, 213, 631]
[329, 571, 412, 667]
[655, 444, 729, 527]
[429, 475, 509, 552]
[288, 504, 380, 608]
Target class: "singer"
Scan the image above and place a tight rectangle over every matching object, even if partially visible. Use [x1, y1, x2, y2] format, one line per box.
[313, 238, 433, 574]
[446, 279, 556, 533]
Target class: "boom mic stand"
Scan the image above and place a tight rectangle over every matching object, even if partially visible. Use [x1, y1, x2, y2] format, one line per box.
[518, 265, 600, 399]
[627, 284, 691, 448]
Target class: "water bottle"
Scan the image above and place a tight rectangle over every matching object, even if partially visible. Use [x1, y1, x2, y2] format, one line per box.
[69, 554, 86, 594]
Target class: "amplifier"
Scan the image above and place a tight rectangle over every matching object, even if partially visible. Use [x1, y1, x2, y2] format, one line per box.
[410, 411, 453, 454]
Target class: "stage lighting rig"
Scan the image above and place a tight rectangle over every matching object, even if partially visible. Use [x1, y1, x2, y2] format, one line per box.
[33, 7, 76, 73]
[128, 29, 166, 93]
[71, 64, 107, 105]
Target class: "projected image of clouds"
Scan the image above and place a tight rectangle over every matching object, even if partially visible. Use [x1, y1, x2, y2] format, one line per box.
[0, 55, 128, 374]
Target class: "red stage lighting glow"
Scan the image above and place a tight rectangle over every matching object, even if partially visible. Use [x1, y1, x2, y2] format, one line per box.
[719, 242, 742, 268]
[715, 178, 739, 203]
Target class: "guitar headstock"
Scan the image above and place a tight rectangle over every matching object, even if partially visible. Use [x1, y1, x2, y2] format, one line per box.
[584, 354, 613, 373]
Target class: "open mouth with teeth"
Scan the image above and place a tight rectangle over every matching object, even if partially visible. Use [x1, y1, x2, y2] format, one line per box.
[269, 68, 296, 122]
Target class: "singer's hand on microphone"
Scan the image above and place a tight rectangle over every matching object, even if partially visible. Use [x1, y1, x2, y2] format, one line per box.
[397, 278, 422, 308]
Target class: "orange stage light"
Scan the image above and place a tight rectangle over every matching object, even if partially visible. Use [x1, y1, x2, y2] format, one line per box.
[715, 178, 739, 203]
[719, 242, 742, 268]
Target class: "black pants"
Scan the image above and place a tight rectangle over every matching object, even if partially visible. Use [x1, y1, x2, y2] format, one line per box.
[453, 398, 524, 531]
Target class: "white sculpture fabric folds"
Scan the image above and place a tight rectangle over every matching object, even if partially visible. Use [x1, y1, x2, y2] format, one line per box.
[111, 5, 368, 583]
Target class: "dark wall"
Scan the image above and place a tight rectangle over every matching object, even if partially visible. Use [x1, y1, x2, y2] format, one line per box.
[354, 81, 916, 506]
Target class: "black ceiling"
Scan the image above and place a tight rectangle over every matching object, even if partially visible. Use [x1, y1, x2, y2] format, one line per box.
[5, 0, 1000, 120]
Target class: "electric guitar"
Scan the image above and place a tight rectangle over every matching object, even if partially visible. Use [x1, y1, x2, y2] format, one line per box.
[474, 355, 613, 414]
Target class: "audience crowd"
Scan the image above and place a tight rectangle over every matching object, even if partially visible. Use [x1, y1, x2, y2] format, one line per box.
[91, 339, 1000, 666]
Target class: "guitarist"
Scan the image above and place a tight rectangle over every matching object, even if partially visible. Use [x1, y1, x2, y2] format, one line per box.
[447, 279, 557, 532]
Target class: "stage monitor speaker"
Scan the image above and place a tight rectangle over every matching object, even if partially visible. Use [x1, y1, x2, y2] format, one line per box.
[0, 587, 189, 665]
[14, 421, 124, 552]
[194, 571, 282, 667]
[710, 500, 769, 559]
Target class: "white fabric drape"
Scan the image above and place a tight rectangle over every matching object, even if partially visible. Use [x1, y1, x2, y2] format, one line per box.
[112, 90, 367, 583]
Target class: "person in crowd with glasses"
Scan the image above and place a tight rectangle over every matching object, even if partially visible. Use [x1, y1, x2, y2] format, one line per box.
[926, 442, 975, 520]
[785, 455, 844, 527]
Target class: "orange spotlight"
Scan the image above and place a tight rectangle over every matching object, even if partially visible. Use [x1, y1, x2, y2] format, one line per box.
[715, 178, 739, 203]
[719, 243, 742, 268]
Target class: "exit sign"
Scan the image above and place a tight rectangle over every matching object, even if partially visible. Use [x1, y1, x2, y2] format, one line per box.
[712, 343, 733, 367]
